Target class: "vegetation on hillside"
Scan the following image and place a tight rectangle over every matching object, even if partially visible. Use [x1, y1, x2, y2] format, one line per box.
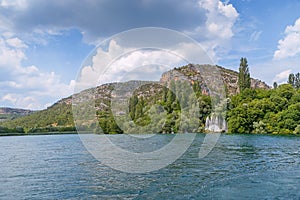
[227, 62, 299, 135]
[0, 62, 299, 136]
[0, 113, 20, 122]
[0, 102, 75, 133]
[227, 84, 300, 135]
[287, 72, 300, 89]
[92, 80, 211, 134]
[0, 107, 34, 122]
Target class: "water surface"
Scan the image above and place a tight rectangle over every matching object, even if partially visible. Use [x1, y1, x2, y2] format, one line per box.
[0, 134, 299, 199]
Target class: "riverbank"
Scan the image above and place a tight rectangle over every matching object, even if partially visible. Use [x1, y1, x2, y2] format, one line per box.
[0, 131, 78, 137]
[1, 131, 299, 137]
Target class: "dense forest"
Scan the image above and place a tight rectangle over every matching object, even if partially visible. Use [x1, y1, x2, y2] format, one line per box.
[227, 59, 300, 134]
[227, 84, 300, 134]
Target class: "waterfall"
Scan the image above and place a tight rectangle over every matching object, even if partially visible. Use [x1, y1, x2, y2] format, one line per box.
[205, 113, 227, 133]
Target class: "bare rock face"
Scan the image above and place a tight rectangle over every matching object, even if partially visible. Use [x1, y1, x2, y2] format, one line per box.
[160, 64, 270, 96]
[250, 79, 270, 90]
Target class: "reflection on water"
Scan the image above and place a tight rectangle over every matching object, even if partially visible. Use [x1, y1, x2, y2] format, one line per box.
[0, 134, 299, 199]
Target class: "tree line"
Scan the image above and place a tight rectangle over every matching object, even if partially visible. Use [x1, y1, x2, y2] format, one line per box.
[227, 57, 300, 134]
[1, 58, 299, 135]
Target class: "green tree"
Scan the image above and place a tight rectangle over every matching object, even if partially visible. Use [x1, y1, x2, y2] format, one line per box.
[276, 84, 295, 100]
[166, 81, 176, 113]
[273, 82, 278, 89]
[238, 57, 251, 92]
[162, 83, 168, 103]
[252, 121, 266, 134]
[270, 95, 288, 112]
[295, 72, 300, 89]
[15, 126, 24, 133]
[278, 102, 300, 131]
[288, 73, 295, 87]
[135, 97, 145, 119]
[293, 125, 300, 134]
[129, 95, 138, 120]
[290, 91, 300, 105]
[108, 119, 123, 134]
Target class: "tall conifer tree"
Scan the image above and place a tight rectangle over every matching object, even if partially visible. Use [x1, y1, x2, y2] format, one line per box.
[238, 57, 251, 92]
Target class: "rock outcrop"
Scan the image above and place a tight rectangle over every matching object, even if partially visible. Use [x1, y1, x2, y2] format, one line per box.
[160, 64, 270, 96]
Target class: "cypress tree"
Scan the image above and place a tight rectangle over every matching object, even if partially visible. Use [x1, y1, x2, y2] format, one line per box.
[288, 73, 295, 87]
[295, 73, 300, 89]
[273, 82, 278, 89]
[238, 57, 251, 92]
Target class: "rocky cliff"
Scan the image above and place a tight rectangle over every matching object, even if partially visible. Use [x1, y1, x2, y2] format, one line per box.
[160, 64, 270, 96]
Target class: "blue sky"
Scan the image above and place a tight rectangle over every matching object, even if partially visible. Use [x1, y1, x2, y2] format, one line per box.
[0, 0, 300, 109]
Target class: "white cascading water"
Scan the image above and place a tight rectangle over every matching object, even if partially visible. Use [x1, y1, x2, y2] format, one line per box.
[205, 113, 227, 133]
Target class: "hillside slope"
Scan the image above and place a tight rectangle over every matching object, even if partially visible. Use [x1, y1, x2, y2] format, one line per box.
[160, 64, 270, 95]
[0, 64, 270, 134]
[0, 107, 35, 122]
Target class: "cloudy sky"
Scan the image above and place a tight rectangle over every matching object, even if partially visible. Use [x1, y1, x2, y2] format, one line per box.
[0, 0, 300, 110]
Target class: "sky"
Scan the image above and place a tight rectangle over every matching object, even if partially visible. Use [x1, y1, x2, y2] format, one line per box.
[0, 0, 300, 110]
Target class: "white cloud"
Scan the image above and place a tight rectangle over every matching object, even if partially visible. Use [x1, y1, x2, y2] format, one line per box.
[274, 18, 300, 60]
[249, 55, 300, 86]
[77, 37, 214, 91]
[0, 34, 74, 109]
[0, 0, 27, 8]
[186, 0, 239, 60]
[0, 71, 75, 109]
[0, 0, 239, 58]
[77, 40, 184, 90]
[198, 0, 239, 39]
[0, 81, 22, 88]
[2, 94, 17, 104]
[0, 0, 240, 108]
[0, 36, 27, 67]
[272, 69, 292, 83]
[2, 93, 42, 110]
[0, 0, 208, 42]
[2, 32, 15, 39]
[6, 37, 27, 48]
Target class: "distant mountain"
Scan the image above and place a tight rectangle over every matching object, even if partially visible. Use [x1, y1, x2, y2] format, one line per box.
[0, 107, 34, 115]
[0, 64, 271, 134]
[0, 107, 35, 122]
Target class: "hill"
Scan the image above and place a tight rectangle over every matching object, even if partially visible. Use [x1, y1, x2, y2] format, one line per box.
[0, 64, 271, 134]
[160, 64, 270, 95]
[0, 107, 35, 122]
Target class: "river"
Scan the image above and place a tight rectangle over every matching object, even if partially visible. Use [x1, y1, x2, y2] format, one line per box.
[0, 134, 299, 199]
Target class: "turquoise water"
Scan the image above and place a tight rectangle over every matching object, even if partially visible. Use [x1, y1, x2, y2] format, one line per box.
[0, 134, 299, 199]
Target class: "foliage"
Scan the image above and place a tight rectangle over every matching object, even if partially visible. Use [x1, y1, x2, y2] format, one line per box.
[288, 72, 300, 89]
[238, 57, 251, 92]
[288, 73, 295, 87]
[293, 125, 300, 134]
[0, 102, 75, 134]
[0, 114, 20, 122]
[119, 80, 211, 134]
[227, 84, 300, 134]
[2, 65, 299, 136]
[273, 82, 278, 89]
